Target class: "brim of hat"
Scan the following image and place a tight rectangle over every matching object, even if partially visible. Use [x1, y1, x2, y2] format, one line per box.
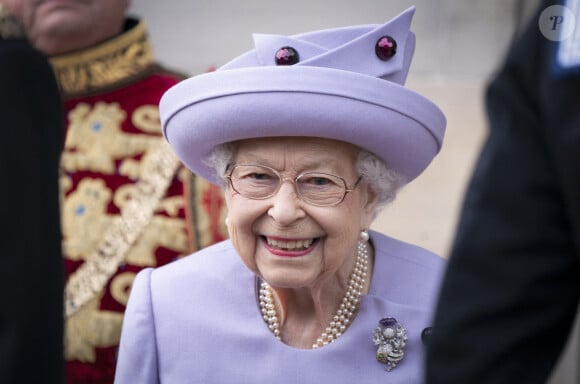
[161, 66, 446, 185]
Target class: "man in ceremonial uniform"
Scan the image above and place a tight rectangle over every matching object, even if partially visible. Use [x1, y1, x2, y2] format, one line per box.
[15, 1, 228, 382]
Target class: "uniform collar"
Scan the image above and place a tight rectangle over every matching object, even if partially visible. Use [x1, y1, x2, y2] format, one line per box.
[50, 18, 156, 98]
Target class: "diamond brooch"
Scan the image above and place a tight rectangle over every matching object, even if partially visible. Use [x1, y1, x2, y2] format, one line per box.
[373, 317, 407, 371]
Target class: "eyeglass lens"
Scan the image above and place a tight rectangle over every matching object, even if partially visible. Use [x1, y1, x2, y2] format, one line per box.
[229, 164, 350, 206]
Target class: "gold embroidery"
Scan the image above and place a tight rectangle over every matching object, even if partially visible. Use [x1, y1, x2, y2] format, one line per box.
[110, 272, 136, 306]
[126, 215, 188, 266]
[50, 21, 155, 97]
[63, 102, 159, 174]
[115, 185, 184, 218]
[64, 139, 181, 317]
[157, 196, 184, 217]
[64, 294, 123, 363]
[132, 105, 163, 133]
[62, 178, 114, 261]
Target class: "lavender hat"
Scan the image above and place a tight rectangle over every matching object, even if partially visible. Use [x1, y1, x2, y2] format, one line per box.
[160, 6, 446, 185]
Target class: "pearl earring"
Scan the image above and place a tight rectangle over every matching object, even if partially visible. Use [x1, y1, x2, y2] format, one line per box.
[360, 230, 370, 243]
[225, 217, 230, 227]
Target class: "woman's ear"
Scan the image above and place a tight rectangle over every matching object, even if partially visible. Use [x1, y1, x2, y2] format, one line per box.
[360, 183, 379, 229]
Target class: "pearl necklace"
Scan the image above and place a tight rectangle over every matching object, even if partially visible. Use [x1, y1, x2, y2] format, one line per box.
[259, 241, 369, 349]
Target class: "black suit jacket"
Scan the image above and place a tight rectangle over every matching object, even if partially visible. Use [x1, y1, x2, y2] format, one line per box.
[0, 38, 64, 383]
[426, 1, 580, 383]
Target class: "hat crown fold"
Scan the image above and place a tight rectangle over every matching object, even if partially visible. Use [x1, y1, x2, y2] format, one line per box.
[223, 6, 416, 85]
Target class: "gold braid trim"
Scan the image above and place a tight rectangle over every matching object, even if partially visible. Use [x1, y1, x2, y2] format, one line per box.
[64, 141, 180, 317]
[50, 20, 155, 97]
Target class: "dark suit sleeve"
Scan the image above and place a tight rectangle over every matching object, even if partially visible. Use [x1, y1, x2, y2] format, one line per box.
[0, 38, 64, 383]
[425, 2, 580, 383]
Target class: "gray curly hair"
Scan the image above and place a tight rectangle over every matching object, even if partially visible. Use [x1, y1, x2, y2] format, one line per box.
[204, 142, 405, 219]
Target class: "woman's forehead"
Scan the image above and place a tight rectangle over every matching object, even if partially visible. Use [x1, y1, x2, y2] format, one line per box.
[235, 137, 357, 155]
[234, 137, 358, 168]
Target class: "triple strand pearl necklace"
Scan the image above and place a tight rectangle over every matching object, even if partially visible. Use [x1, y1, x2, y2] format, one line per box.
[259, 240, 369, 349]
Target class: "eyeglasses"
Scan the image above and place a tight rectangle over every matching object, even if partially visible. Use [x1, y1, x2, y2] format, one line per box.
[226, 164, 363, 207]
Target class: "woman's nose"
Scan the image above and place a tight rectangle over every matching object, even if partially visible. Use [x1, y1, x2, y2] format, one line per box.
[267, 182, 306, 224]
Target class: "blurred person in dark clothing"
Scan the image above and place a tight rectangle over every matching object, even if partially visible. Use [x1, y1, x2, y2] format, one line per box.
[0, 1, 64, 383]
[426, 1, 580, 383]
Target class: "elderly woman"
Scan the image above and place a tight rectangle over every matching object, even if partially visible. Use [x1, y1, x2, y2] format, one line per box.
[115, 6, 446, 383]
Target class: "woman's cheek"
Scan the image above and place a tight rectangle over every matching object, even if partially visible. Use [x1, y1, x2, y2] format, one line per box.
[227, 217, 259, 272]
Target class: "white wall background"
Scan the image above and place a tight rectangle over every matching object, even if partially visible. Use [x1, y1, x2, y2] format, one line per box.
[128, 1, 577, 382]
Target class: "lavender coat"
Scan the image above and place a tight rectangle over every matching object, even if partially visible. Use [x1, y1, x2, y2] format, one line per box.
[115, 230, 445, 383]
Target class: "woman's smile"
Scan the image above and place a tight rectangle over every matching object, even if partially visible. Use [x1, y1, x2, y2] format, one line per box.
[261, 236, 320, 257]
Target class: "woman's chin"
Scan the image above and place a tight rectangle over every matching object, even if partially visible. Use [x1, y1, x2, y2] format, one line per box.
[260, 271, 316, 290]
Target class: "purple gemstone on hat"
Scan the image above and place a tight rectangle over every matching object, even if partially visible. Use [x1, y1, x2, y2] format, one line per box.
[275, 46, 300, 65]
[375, 36, 397, 61]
